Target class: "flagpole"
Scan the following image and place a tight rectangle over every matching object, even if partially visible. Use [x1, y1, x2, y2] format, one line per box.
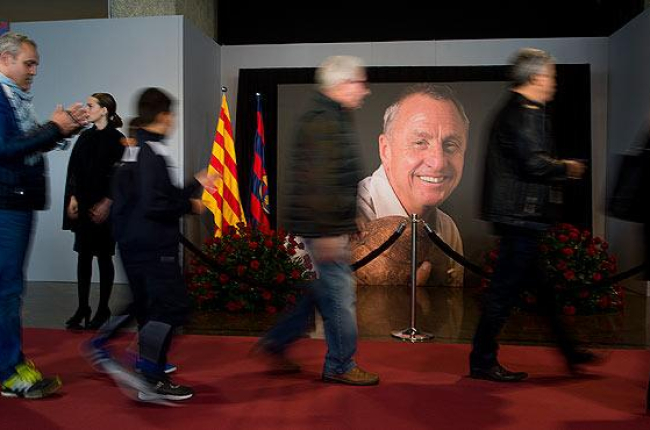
[221, 86, 227, 93]
[203, 87, 245, 237]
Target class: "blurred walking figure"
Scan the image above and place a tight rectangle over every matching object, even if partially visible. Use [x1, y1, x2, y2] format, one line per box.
[470, 48, 596, 382]
[254, 56, 379, 386]
[63, 93, 124, 330]
[84, 88, 218, 402]
[0, 32, 88, 399]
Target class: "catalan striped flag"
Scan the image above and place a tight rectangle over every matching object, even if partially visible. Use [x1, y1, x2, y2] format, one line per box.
[202, 94, 245, 237]
[249, 96, 270, 232]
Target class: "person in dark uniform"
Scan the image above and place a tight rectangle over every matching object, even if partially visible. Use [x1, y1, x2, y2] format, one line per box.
[85, 88, 217, 402]
[63, 92, 124, 330]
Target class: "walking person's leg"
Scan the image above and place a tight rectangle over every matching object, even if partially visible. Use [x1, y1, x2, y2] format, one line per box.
[308, 236, 378, 386]
[470, 226, 537, 382]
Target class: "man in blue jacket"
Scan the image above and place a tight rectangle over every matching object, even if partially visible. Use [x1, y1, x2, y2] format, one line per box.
[0, 32, 87, 399]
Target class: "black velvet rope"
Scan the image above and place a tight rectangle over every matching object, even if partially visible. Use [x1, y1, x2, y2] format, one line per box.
[600, 264, 645, 285]
[180, 221, 408, 276]
[421, 221, 488, 277]
[181, 222, 645, 289]
[180, 235, 221, 272]
[421, 220, 647, 288]
[350, 220, 408, 272]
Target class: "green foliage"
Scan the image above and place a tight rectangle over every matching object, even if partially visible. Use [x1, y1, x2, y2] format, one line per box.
[482, 223, 624, 316]
[187, 223, 314, 315]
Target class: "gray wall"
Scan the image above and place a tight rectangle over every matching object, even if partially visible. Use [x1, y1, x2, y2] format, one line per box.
[14, 16, 187, 282]
[182, 17, 221, 243]
[607, 9, 650, 276]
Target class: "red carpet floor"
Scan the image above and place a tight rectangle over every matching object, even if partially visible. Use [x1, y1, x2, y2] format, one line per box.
[0, 328, 649, 430]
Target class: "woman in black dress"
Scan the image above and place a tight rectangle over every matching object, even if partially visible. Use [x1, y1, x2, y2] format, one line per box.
[63, 93, 125, 330]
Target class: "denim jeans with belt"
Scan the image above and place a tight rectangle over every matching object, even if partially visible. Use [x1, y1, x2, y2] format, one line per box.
[0, 209, 33, 381]
[261, 236, 358, 376]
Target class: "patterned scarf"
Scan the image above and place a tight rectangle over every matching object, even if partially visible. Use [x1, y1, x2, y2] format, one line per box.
[0, 71, 39, 134]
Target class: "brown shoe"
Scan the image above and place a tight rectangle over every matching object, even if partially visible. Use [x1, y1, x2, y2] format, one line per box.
[249, 343, 301, 374]
[322, 366, 379, 386]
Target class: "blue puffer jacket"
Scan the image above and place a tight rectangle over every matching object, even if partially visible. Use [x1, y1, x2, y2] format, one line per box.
[0, 85, 63, 210]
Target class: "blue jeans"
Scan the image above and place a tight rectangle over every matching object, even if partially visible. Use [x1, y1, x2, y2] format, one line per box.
[261, 237, 358, 375]
[0, 209, 33, 381]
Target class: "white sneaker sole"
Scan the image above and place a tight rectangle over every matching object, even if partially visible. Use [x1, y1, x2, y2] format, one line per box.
[137, 391, 193, 401]
[1, 378, 62, 399]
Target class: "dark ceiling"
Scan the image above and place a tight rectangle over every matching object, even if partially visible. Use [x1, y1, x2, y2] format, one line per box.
[2, 1, 646, 45]
[217, 0, 646, 45]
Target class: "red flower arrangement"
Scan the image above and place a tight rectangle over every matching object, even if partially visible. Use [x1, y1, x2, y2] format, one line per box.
[187, 223, 314, 314]
[482, 223, 624, 316]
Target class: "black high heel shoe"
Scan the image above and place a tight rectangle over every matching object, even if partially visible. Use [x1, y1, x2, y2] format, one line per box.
[87, 307, 111, 330]
[65, 306, 91, 330]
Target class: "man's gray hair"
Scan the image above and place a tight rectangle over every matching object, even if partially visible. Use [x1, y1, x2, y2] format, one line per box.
[315, 55, 365, 90]
[509, 48, 555, 87]
[0, 32, 37, 57]
[382, 84, 469, 135]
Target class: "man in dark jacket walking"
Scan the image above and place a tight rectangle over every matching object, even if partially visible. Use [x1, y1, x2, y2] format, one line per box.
[470, 48, 595, 382]
[0, 32, 87, 399]
[255, 56, 378, 386]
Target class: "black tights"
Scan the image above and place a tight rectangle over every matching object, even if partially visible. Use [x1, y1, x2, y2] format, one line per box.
[77, 252, 114, 310]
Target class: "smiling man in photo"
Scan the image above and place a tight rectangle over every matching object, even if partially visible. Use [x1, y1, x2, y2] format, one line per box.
[354, 84, 468, 338]
[357, 84, 468, 287]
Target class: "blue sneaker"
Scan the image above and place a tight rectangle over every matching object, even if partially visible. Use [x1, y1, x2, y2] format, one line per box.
[82, 337, 112, 370]
[163, 363, 178, 374]
[135, 359, 177, 375]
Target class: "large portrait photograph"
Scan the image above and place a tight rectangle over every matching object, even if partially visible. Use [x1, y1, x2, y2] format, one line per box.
[236, 65, 592, 340]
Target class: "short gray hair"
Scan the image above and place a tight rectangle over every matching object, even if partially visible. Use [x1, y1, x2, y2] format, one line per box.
[382, 84, 469, 135]
[509, 48, 555, 87]
[315, 55, 365, 90]
[0, 32, 37, 57]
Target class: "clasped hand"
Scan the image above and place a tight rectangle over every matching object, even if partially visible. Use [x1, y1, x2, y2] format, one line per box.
[51, 103, 89, 136]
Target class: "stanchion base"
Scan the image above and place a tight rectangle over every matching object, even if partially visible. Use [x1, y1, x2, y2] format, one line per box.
[391, 327, 434, 343]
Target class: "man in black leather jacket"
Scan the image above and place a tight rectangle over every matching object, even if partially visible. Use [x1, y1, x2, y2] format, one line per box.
[470, 48, 595, 382]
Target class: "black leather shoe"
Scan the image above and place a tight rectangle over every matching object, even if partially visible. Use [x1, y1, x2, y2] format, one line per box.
[65, 306, 91, 330]
[470, 364, 528, 382]
[566, 349, 601, 374]
[567, 350, 598, 365]
[249, 342, 301, 374]
[87, 307, 111, 330]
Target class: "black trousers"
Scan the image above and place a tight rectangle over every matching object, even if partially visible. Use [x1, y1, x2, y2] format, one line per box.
[470, 224, 578, 369]
[96, 246, 190, 382]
